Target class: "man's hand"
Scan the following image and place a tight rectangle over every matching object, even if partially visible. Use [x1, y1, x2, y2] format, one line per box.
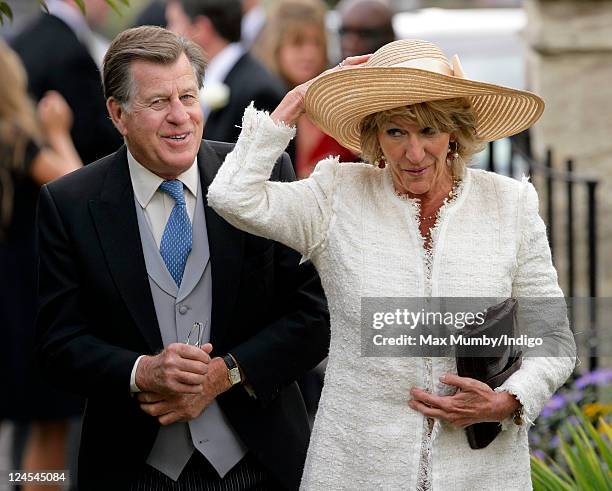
[408, 374, 520, 428]
[138, 356, 233, 425]
[135, 343, 213, 395]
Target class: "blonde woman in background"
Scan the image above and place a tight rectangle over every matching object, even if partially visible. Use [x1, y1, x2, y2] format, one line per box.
[0, 40, 82, 491]
[258, 0, 355, 178]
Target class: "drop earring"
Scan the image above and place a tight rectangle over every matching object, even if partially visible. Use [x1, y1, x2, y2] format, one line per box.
[374, 155, 386, 169]
[447, 141, 459, 166]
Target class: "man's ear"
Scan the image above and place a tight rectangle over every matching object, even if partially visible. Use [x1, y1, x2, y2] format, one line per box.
[106, 97, 129, 137]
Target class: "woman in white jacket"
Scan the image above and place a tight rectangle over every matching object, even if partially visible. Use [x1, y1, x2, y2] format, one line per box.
[208, 39, 575, 490]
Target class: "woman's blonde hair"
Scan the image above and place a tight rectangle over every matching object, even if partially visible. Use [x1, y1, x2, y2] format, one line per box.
[0, 40, 42, 238]
[0, 39, 42, 169]
[256, 0, 328, 89]
[359, 98, 485, 178]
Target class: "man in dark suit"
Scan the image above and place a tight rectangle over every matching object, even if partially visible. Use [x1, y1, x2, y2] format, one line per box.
[36, 26, 329, 490]
[12, 0, 122, 164]
[166, 0, 286, 145]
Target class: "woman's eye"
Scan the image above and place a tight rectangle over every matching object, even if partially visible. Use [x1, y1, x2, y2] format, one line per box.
[421, 127, 437, 136]
[386, 128, 403, 137]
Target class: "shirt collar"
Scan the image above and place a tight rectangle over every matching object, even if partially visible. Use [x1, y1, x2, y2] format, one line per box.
[204, 42, 245, 86]
[127, 149, 199, 208]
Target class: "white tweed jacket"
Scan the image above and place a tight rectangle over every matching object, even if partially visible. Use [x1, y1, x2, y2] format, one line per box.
[208, 105, 576, 490]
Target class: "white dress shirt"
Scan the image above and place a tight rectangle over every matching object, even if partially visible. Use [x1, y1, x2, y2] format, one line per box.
[126, 149, 199, 391]
[200, 42, 245, 119]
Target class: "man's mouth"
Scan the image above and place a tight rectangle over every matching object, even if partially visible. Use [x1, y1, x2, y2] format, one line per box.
[166, 133, 189, 141]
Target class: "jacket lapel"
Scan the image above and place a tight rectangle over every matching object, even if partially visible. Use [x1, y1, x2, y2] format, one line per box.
[89, 146, 163, 353]
[198, 141, 244, 350]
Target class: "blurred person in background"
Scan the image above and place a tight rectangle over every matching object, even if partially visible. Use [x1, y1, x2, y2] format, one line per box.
[259, 0, 355, 179]
[0, 40, 82, 491]
[241, 0, 266, 52]
[11, 0, 122, 165]
[132, 0, 168, 28]
[337, 0, 395, 59]
[166, 0, 286, 147]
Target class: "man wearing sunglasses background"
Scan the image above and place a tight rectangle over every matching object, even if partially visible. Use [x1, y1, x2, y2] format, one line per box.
[337, 0, 396, 59]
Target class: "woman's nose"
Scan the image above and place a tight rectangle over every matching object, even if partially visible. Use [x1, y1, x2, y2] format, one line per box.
[404, 138, 426, 164]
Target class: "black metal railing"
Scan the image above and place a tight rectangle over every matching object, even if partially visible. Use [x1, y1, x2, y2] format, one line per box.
[486, 138, 600, 370]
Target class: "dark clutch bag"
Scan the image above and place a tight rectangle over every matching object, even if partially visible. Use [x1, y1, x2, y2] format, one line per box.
[455, 297, 522, 449]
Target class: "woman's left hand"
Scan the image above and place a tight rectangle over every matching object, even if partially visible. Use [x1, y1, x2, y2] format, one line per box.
[408, 373, 520, 428]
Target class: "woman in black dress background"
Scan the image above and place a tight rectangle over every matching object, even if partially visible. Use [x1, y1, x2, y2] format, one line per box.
[0, 39, 82, 488]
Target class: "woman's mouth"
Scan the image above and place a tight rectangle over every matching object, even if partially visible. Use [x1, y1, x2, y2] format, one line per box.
[404, 167, 428, 176]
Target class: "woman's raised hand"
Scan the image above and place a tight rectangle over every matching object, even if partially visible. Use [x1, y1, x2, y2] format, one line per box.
[270, 54, 371, 127]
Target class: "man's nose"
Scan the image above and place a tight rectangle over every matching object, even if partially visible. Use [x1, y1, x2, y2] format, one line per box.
[166, 97, 190, 124]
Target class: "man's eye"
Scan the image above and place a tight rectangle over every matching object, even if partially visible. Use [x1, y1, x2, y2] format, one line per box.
[150, 99, 168, 110]
[180, 94, 197, 104]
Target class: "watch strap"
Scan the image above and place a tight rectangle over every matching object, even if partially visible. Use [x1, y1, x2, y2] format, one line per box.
[223, 354, 241, 386]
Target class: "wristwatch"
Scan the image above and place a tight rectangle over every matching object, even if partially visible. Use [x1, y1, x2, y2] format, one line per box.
[223, 354, 242, 386]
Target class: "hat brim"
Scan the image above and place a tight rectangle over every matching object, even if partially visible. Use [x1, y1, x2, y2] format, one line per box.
[304, 67, 545, 154]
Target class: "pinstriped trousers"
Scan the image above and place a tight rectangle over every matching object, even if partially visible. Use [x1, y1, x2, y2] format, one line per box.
[129, 452, 284, 491]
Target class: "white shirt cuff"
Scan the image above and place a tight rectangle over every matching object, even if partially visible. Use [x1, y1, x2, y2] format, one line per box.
[130, 355, 145, 393]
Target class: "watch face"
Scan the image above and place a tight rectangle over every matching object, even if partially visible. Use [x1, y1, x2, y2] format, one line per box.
[229, 368, 241, 385]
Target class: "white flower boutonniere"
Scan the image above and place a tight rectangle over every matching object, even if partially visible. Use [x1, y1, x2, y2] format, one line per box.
[201, 83, 230, 111]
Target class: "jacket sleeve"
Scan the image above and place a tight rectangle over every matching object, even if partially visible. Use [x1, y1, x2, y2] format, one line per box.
[495, 181, 576, 428]
[36, 185, 140, 398]
[219, 144, 331, 405]
[207, 104, 340, 260]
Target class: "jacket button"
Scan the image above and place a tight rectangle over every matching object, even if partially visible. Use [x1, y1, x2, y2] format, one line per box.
[178, 305, 188, 315]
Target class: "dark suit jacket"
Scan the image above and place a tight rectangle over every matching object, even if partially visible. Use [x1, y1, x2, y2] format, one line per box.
[36, 141, 330, 490]
[12, 14, 122, 164]
[204, 53, 286, 146]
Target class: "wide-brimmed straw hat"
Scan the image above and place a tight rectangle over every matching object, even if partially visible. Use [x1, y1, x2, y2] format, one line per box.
[304, 39, 544, 154]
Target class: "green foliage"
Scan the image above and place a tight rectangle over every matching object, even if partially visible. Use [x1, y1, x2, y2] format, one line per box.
[0, 1, 12, 24]
[531, 404, 612, 491]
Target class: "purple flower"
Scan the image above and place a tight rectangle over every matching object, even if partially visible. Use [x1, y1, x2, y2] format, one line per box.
[575, 369, 612, 389]
[541, 394, 567, 418]
[529, 432, 541, 445]
[532, 450, 546, 460]
[550, 435, 560, 448]
[566, 391, 583, 403]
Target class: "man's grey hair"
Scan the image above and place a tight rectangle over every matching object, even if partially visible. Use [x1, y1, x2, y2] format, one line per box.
[102, 26, 207, 109]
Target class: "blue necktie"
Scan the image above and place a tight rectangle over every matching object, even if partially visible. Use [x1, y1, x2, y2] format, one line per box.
[159, 180, 192, 287]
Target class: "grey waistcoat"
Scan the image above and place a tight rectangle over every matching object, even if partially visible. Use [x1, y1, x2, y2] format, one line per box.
[134, 178, 247, 481]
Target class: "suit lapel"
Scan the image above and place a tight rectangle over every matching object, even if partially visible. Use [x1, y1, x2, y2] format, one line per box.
[89, 146, 163, 353]
[198, 141, 244, 349]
